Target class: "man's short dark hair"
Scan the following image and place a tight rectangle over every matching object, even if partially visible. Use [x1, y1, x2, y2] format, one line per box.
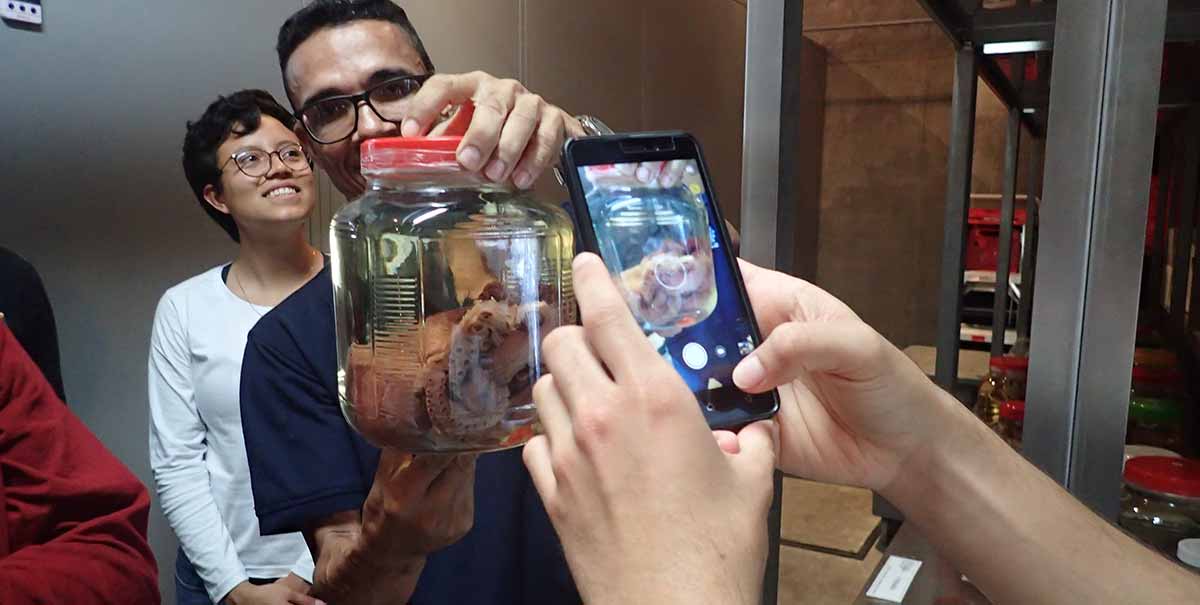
[277, 0, 435, 99]
[181, 90, 296, 243]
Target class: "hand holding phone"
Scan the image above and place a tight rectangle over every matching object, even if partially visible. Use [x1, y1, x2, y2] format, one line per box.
[522, 252, 778, 605]
[561, 132, 778, 429]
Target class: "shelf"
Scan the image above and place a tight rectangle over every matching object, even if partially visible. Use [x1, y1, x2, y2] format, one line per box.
[903, 345, 991, 384]
[964, 270, 1021, 286]
[960, 323, 1017, 346]
[855, 524, 990, 604]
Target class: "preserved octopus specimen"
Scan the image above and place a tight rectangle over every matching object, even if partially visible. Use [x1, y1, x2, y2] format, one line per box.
[619, 238, 717, 330]
[347, 280, 557, 448]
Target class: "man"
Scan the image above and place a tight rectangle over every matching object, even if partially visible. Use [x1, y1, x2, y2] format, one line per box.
[528, 253, 1200, 604]
[0, 321, 160, 603]
[239, 2, 588, 603]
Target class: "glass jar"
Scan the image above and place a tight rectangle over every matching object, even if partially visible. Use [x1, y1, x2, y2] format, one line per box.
[1119, 456, 1200, 554]
[998, 400, 1024, 450]
[1127, 396, 1185, 450]
[582, 165, 716, 333]
[1003, 357, 1028, 401]
[1134, 347, 1179, 371]
[1124, 444, 1181, 470]
[975, 358, 1007, 429]
[975, 356, 1028, 430]
[1135, 324, 1163, 348]
[331, 136, 575, 452]
[1130, 365, 1186, 400]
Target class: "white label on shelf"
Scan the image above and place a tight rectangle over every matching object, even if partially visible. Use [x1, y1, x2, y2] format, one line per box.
[865, 555, 923, 603]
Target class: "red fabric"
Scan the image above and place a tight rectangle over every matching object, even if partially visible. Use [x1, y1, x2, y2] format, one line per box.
[0, 323, 159, 604]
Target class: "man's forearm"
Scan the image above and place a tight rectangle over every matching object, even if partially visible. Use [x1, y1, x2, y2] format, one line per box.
[885, 391, 1199, 604]
[309, 519, 425, 605]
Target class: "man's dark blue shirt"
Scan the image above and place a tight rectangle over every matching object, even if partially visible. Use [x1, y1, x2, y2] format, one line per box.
[240, 250, 579, 603]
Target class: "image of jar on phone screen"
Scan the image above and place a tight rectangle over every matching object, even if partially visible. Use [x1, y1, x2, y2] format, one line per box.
[594, 184, 718, 335]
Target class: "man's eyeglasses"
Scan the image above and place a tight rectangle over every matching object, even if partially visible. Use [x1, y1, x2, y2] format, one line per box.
[296, 74, 432, 145]
[221, 143, 312, 178]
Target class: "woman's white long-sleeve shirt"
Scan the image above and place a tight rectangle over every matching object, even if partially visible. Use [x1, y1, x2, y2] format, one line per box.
[148, 265, 314, 602]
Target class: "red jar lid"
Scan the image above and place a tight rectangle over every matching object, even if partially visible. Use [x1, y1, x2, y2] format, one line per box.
[1131, 365, 1184, 385]
[1133, 348, 1178, 369]
[989, 356, 1029, 371]
[1124, 456, 1200, 498]
[999, 400, 1025, 421]
[360, 136, 462, 172]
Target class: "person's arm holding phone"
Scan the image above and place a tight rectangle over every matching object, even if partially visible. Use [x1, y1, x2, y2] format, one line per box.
[732, 260, 1200, 604]
[560, 132, 775, 428]
[524, 254, 777, 605]
[530, 253, 1200, 604]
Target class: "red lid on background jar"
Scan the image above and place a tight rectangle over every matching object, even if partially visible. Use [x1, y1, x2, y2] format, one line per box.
[360, 136, 462, 173]
[989, 356, 1029, 371]
[1131, 365, 1184, 385]
[999, 400, 1025, 421]
[1124, 456, 1200, 498]
[1133, 347, 1178, 369]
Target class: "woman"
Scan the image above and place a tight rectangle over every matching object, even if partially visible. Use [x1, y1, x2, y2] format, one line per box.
[149, 90, 323, 605]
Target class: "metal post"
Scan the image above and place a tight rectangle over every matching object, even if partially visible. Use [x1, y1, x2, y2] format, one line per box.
[935, 46, 978, 389]
[991, 107, 1022, 355]
[740, 1, 804, 602]
[1015, 139, 1042, 342]
[1024, 0, 1167, 517]
[1176, 117, 1200, 333]
[744, 0, 792, 268]
[1169, 114, 1200, 331]
[1148, 133, 1174, 315]
[1175, 114, 1200, 334]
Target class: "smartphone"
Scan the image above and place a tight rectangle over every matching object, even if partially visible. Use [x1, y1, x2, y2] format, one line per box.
[561, 131, 779, 429]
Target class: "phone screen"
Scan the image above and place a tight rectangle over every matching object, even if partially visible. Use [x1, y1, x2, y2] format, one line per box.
[575, 158, 774, 424]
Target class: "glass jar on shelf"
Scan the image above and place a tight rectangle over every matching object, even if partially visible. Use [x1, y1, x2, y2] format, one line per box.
[974, 356, 1028, 430]
[1131, 366, 1186, 400]
[974, 359, 1006, 429]
[998, 400, 1024, 450]
[1135, 324, 1163, 348]
[1124, 444, 1181, 470]
[1133, 347, 1179, 372]
[1127, 396, 1185, 451]
[1119, 456, 1200, 554]
[331, 136, 576, 452]
[1002, 356, 1028, 401]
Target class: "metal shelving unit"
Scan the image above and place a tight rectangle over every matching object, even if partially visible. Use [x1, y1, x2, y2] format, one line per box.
[908, 0, 1176, 519]
[741, 0, 1195, 603]
[866, 0, 1181, 601]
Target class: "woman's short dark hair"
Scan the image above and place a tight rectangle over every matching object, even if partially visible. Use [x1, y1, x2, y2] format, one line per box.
[277, 0, 435, 90]
[181, 90, 296, 243]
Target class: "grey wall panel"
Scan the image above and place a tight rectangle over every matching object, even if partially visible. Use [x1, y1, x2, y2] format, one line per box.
[0, 1, 310, 598]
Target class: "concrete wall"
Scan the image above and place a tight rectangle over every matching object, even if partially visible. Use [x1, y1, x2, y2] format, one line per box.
[803, 0, 1029, 348]
[0, 1, 748, 599]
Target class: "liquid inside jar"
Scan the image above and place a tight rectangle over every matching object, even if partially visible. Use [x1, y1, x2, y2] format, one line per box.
[332, 178, 574, 452]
